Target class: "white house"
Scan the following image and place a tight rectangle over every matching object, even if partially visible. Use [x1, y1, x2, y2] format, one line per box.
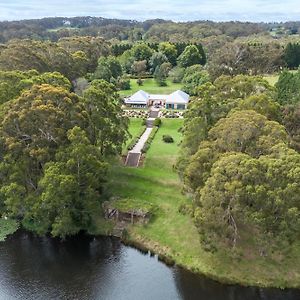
[166, 90, 190, 110]
[124, 90, 190, 109]
[124, 90, 150, 107]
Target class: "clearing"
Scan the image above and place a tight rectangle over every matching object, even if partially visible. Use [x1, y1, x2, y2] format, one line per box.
[119, 78, 183, 97]
[105, 118, 300, 288]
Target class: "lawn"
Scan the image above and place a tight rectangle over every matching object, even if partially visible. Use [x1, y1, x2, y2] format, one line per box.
[119, 78, 183, 97]
[104, 118, 300, 288]
[263, 74, 279, 86]
[263, 70, 298, 86]
[122, 118, 145, 154]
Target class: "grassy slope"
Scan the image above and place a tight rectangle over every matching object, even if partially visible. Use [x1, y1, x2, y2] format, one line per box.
[263, 70, 298, 86]
[263, 75, 279, 86]
[119, 78, 183, 97]
[123, 118, 144, 151]
[106, 119, 300, 288]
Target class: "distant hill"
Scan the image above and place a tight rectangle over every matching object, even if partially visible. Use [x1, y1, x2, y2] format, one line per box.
[0, 16, 300, 43]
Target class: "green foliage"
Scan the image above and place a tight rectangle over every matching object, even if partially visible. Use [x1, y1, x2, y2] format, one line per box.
[94, 55, 123, 82]
[83, 80, 129, 155]
[119, 78, 183, 97]
[0, 79, 127, 238]
[0, 37, 110, 80]
[179, 73, 299, 254]
[110, 198, 158, 215]
[180, 75, 273, 158]
[127, 125, 146, 151]
[119, 49, 135, 74]
[208, 42, 284, 80]
[0, 70, 71, 105]
[235, 93, 281, 122]
[284, 43, 300, 68]
[154, 62, 172, 86]
[195, 150, 300, 248]
[131, 43, 154, 62]
[137, 78, 143, 86]
[117, 76, 131, 90]
[153, 118, 162, 127]
[132, 60, 147, 77]
[182, 65, 210, 95]
[184, 110, 288, 192]
[162, 135, 174, 143]
[0, 218, 19, 241]
[169, 66, 185, 83]
[276, 69, 300, 105]
[57, 36, 110, 73]
[149, 52, 168, 73]
[158, 42, 178, 66]
[23, 127, 108, 238]
[177, 45, 205, 68]
[282, 103, 300, 151]
[142, 127, 159, 153]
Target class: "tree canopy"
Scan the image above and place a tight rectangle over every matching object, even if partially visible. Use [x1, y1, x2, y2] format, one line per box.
[0, 79, 128, 238]
[178, 74, 300, 255]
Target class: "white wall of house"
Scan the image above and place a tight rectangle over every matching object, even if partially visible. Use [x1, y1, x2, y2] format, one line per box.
[125, 90, 189, 109]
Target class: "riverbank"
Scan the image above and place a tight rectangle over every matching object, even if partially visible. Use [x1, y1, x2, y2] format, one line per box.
[106, 118, 300, 289]
[0, 218, 19, 242]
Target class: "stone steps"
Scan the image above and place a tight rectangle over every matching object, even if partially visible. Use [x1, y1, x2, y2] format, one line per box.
[125, 152, 141, 167]
[149, 110, 159, 118]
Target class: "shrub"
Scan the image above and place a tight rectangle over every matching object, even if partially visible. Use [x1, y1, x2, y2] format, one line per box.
[162, 135, 174, 143]
[153, 118, 162, 127]
[117, 77, 131, 90]
[142, 127, 159, 153]
[137, 78, 143, 86]
[127, 126, 146, 151]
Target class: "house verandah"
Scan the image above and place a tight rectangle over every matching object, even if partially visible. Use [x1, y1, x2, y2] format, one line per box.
[124, 90, 190, 109]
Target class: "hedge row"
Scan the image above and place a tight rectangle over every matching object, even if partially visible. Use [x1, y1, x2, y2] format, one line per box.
[141, 126, 159, 153]
[127, 125, 146, 151]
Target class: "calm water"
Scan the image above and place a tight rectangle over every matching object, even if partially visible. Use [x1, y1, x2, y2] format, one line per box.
[0, 231, 299, 300]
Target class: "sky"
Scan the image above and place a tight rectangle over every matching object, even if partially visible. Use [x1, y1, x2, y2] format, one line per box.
[0, 0, 299, 22]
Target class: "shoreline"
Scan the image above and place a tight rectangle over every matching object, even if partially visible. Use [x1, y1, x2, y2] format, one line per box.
[2, 228, 300, 290]
[120, 232, 300, 290]
[107, 119, 300, 291]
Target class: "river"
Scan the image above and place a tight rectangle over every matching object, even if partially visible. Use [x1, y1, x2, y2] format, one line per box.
[0, 231, 299, 300]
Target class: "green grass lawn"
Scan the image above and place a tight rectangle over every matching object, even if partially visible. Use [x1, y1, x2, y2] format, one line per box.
[122, 118, 145, 154]
[119, 78, 183, 97]
[105, 118, 300, 288]
[126, 118, 144, 142]
[263, 70, 298, 86]
[263, 74, 279, 86]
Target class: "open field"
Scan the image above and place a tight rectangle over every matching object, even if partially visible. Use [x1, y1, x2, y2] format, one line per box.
[263, 70, 298, 86]
[104, 118, 300, 288]
[119, 78, 183, 97]
[263, 74, 279, 86]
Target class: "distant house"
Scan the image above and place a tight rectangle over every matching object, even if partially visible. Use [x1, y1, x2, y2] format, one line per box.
[166, 90, 189, 110]
[124, 90, 149, 107]
[124, 90, 190, 109]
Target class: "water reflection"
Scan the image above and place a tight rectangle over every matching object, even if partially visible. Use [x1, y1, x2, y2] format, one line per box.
[174, 263, 300, 300]
[0, 231, 299, 300]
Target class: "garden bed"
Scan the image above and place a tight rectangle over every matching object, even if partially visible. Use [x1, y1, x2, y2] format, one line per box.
[123, 110, 150, 118]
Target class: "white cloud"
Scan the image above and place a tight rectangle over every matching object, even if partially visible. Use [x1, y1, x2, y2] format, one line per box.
[0, 0, 299, 22]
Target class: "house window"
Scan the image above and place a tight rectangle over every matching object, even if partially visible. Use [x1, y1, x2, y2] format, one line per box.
[167, 104, 174, 109]
[177, 104, 186, 110]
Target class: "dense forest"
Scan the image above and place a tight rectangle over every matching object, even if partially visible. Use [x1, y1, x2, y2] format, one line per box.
[178, 73, 300, 254]
[0, 16, 299, 267]
[1, 17, 300, 43]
